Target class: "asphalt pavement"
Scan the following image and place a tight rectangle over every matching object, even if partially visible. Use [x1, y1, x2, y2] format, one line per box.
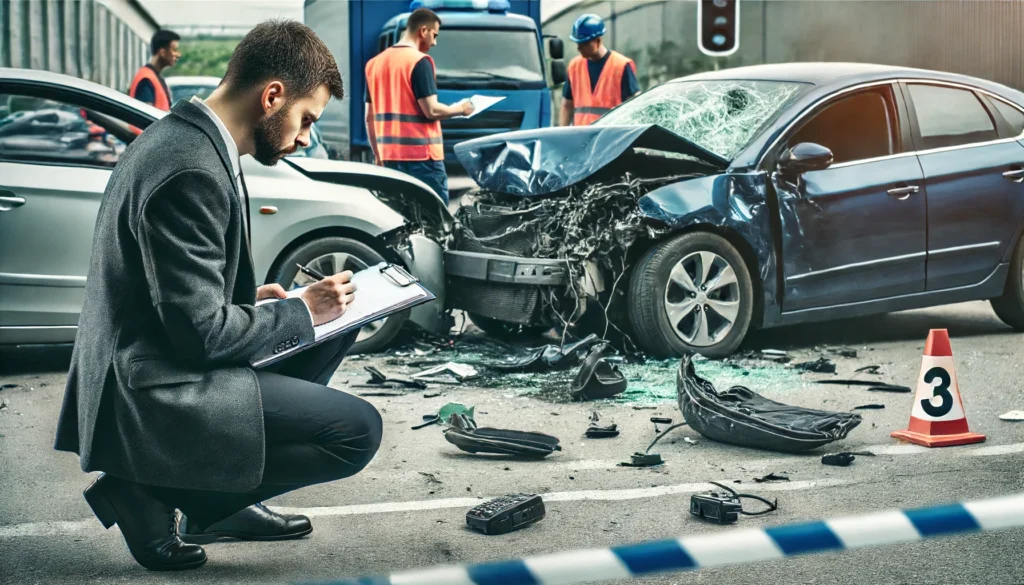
[1, 301, 1023, 585]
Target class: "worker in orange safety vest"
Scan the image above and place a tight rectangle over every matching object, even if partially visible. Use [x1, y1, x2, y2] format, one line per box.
[364, 7, 474, 205]
[560, 14, 640, 126]
[128, 29, 181, 111]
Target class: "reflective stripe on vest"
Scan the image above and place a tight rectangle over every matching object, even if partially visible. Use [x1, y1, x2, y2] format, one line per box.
[129, 66, 171, 111]
[567, 51, 636, 126]
[365, 46, 444, 161]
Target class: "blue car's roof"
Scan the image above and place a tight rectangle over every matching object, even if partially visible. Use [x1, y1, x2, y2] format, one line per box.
[676, 62, 1024, 169]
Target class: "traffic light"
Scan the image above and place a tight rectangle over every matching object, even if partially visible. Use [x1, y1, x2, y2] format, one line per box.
[698, 0, 740, 57]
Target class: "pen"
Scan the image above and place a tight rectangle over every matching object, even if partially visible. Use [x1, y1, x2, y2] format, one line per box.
[296, 263, 327, 281]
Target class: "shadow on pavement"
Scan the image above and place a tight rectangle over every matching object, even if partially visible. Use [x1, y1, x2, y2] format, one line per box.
[0, 344, 74, 375]
[743, 305, 1017, 351]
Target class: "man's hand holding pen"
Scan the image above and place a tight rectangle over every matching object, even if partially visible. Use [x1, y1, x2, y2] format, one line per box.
[297, 264, 357, 326]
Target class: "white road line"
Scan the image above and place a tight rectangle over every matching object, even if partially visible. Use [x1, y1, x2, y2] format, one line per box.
[3, 441, 1020, 540]
[0, 479, 844, 538]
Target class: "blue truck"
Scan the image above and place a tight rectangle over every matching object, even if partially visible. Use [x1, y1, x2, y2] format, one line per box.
[303, 0, 566, 168]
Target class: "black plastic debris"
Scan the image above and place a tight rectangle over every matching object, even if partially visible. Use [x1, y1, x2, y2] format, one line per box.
[853, 404, 885, 410]
[650, 417, 673, 424]
[754, 473, 790, 483]
[443, 413, 561, 458]
[0, 384, 19, 391]
[828, 348, 859, 359]
[793, 357, 837, 374]
[759, 349, 791, 363]
[585, 412, 620, 439]
[817, 379, 912, 393]
[618, 453, 664, 467]
[690, 481, 778, 524]
[821, 452, 856, 467]
[854, 365, 883, 375]
[361, 366, 427, 390]
[570, 344, 627, 400]
[677, 354, 862, 453]
[490, 334, 603, 373]
[867, 384, 912, 393]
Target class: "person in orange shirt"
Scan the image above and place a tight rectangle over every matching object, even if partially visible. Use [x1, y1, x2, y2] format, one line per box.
[129, 30, 181, 111]
[560, 14, 640, 126]
[364, 7, 474, 205]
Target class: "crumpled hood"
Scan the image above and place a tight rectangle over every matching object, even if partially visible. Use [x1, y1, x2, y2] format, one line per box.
[454, 124, 729, 197]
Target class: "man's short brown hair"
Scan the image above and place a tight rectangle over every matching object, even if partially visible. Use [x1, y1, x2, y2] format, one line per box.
[406, 8, 442, 34]
[222, 19, 343, 101]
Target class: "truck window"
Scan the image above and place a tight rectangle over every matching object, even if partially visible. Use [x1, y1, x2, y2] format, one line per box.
[430, 29, 544, 83]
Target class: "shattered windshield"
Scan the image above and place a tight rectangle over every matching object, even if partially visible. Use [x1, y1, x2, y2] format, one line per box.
[595, 80, 808, 159]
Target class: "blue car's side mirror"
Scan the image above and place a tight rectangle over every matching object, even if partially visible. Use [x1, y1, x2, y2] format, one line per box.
[778, 142, 834, 175]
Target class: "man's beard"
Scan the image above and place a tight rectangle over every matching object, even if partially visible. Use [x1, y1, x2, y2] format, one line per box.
[252, 106, 294, 166]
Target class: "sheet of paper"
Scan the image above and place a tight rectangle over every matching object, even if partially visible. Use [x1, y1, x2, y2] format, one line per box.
[451, 95, 506, 119]
[262, 268, 429, 342]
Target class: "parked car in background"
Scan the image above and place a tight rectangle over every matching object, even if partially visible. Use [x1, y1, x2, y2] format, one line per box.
[165, 75, 337, 159]
[0, 67, 453, 354]
[449, 63, 1024, 358]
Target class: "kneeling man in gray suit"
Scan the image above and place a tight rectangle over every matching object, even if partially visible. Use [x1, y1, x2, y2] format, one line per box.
[54, 20, 382, 571]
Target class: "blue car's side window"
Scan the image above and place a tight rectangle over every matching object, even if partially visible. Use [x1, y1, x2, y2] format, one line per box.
[786, 88, 895, 166]
[906, 84, 999, 151]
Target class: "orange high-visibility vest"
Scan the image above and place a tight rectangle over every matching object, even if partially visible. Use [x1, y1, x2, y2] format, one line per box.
[567, 50, 636, 126]
[365, 46, 444, 161]
[128, 66, 171, 111]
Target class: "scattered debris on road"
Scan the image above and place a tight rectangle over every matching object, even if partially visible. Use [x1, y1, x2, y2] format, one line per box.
[618, 452, 664, 467]
[585, 411, 619, 438]
[690, 481, 778, 524]
[489, 334, 602, 373]
[853, 404, 886, 410]
[360, 366, 427, 390]
[570, 344, 627, 400]
[0, 383, 20, 391]
[999, 410, 1024, 421]
[684, 437, 699, 446]
[442, 412, 561, 458]
[412, 362, 479, 385]
[793, 356, 837, 374]
[817, 379, 912, 393]
[677, 354, 862, 452]
[821, 452, 857, 467]
[466, 493, 545, 535]
[423, 391, 444, 398]
[854, 365, 883, 375]
[418, 472, 443, 485]
[754, 472, 790, 483]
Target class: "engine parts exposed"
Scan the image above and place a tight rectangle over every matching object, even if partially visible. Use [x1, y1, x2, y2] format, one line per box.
[676, 354, 863, 453]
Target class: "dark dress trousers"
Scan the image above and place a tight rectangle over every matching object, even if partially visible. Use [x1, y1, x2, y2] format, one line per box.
[54, 101, 382, 521]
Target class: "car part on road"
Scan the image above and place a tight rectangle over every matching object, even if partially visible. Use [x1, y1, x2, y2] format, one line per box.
[754, 473, 790, 483]
[466, 494, 545, 535]
[618, 453, 665, 467]
[442, 412, 561, 458]
[570, 344, 628, 400]
[585, 411, 620, 438]
[690, 481, 778, 525]
[650, 417, 673, 425]
[853, 404, 886, 410]
[793, 357, 837, 374]
[990, 233, 1024, 330]
[999, 410, 1024, 421]
[677, 353, 863, 453]
[816, 379, 913, 393]
[821, 452, 857, 467]
[630, 232, 755, 358]
[411, 362, 479, 383]
[269, 236, 410, 354]
[362, 366, 426, 389]
[488, 334, 603, 372]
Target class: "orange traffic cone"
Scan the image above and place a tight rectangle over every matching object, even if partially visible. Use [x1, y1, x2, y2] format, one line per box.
[891, 329, 986, 447]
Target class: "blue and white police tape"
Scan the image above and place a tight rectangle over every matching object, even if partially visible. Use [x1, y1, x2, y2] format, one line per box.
[300, 493, 1024, 585]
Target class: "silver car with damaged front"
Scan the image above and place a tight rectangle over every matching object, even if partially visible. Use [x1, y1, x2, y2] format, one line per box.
[0, 67, 452, 354]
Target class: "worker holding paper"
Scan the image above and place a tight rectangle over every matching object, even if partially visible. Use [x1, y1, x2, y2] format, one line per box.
[364, 6, 474, 205]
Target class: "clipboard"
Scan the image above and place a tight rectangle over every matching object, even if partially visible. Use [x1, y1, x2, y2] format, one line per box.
[251, 262, 436, 368]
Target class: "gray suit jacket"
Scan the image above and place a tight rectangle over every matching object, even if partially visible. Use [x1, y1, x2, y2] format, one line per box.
[54, 100, 315, 492]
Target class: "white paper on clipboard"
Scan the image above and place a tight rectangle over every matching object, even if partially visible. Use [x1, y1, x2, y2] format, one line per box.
[451, 95, 506, 119]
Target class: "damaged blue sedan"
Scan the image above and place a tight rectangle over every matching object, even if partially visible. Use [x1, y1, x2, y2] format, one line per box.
[445, 63, 1024, 358]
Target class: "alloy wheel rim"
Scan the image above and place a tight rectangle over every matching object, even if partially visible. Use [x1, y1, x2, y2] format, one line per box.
[663, 251, 741, 347]
[289, 252, 383, 343]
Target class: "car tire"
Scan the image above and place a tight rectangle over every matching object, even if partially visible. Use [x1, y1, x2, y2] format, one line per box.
[268, 237, 409, 354]
[627, 232, 755, 359]
[991, 234, 1024, 331]
[467, 312, 551, 340]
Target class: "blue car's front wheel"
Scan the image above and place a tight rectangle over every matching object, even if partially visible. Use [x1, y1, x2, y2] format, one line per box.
[628, 231, 755, 359]
[991, 234, 1024, 331]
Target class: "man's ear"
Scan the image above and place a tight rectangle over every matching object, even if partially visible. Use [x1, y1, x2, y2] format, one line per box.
[261, 81, 286, 114]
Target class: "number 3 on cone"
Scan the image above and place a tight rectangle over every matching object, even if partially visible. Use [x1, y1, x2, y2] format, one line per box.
[921, 366, 954, 418]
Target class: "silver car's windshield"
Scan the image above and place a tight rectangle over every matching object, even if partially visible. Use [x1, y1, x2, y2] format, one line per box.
[595, 79, 808, 158]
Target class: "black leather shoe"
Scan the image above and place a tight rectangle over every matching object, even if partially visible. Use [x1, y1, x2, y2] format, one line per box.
[179, 503, 312, 544]
[83, 473, 207, 571]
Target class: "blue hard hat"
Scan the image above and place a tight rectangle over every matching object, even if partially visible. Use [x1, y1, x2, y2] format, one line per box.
[570, 13, 605, 43]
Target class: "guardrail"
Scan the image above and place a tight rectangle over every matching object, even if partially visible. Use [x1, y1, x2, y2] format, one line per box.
[299, 492, 1024, 585]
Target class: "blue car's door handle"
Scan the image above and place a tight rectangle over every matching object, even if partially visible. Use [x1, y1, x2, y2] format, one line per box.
[887, 185, 919, 199]
[0, 190, 26, 211]
[1002, 168, 1024, 183]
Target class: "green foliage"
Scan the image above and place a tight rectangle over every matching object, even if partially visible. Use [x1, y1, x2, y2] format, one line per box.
[164, 37, 241, 79]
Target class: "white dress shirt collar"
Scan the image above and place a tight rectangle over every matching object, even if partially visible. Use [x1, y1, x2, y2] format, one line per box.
[190, 96, 241, 182]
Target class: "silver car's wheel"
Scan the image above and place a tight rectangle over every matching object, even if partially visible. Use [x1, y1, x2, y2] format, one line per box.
[663, 251, 741, 347]
[291, 252, 384, 344]
[269, 236, 409, 354]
